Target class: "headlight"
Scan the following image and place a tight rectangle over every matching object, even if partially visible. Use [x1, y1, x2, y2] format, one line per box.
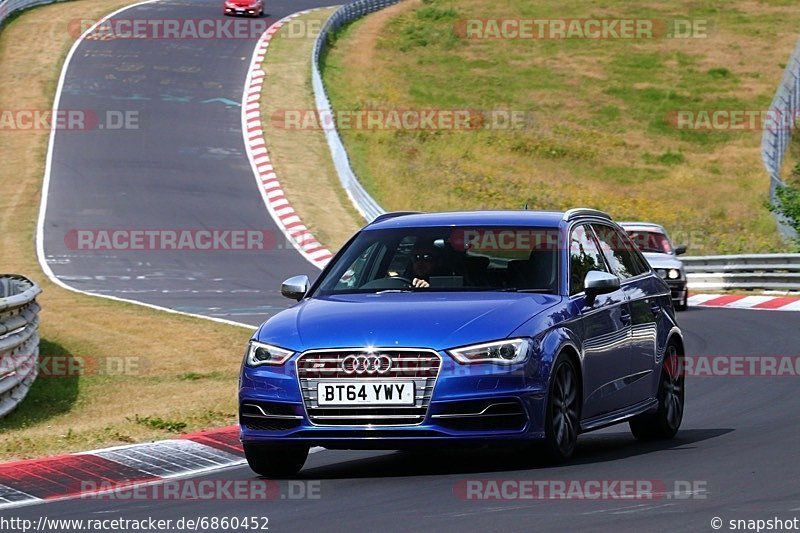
[655, 269, 668, 279]
[245, 341, 293, 367]
[448, 338, 531, 365]
[667, 269, 681, 280]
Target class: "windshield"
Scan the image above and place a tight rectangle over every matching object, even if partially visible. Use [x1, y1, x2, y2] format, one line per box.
[312, 226, 560, 296]
[626, 230, 673, 254]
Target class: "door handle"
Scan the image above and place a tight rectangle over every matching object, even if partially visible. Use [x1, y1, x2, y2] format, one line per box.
[620, 311, 631, 325]
[650, 303, 662, 317]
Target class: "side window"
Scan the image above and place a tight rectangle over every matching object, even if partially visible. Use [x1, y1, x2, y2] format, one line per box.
[624, 231, 651, 274]
[569, 224, 609, 295]
[592, 224, 648, 279]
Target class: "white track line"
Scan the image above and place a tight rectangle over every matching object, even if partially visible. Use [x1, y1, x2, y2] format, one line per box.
[34, 0, 254, 330]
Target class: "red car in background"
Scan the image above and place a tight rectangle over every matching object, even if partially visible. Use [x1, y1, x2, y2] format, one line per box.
[223, 0, 264, 17]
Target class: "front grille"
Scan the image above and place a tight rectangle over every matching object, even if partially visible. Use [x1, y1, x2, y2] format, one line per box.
[297, 349, 441, 426]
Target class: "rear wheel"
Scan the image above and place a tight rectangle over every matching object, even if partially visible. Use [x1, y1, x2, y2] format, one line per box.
[630, 343, 684, 440]
[543, 357, 581, 461]
[244, 443, 309, 477]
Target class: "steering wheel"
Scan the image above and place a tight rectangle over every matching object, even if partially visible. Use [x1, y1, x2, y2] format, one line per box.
[359, 275, 414, 290]
[387, 275, 413, 287]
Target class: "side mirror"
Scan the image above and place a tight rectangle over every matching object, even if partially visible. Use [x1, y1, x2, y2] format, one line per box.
[281, 275, 310, 301]
[584, 270, 620, 306]
[674, 245, 687, 256]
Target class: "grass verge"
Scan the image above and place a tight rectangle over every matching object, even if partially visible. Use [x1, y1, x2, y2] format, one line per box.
[260, 7, 363, 250]
[321, 0, 800, 254]
[0, 1, 251, 460]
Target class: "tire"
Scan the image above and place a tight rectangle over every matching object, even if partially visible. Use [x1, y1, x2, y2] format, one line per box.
[244, 443, 309, 477]
[629, 343, 684, 440]
[543, 356, 581, 461]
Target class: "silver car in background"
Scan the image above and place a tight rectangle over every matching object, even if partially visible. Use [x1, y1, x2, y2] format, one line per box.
[620, 222, 688, 310]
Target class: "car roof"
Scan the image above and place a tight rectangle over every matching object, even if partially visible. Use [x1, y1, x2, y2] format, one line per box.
[364, 210, 570, 230]
[618, 221, 667, 233]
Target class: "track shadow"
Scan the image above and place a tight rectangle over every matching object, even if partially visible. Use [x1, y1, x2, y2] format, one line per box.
[0, 338, 80, 430]
[298, 428, 734, 479]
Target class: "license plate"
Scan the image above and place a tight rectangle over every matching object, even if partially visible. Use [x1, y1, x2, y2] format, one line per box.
[317, 382, 414, 405]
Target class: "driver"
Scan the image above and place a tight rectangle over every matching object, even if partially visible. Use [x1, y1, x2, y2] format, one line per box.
[410, 245, 442, 288]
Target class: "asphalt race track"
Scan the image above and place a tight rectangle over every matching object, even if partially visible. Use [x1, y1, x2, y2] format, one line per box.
[7, 307, 800, 531]
[25, 0, 800, 531]
[40, 0, 339, 326]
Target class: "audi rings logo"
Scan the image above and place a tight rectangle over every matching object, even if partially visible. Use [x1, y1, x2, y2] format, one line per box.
[342, 354, 393, 375]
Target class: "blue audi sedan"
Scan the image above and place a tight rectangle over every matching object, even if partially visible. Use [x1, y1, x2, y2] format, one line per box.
[239, 209, 685, 476]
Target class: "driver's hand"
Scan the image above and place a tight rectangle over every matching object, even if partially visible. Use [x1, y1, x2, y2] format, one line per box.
[412, 278, 430, 288]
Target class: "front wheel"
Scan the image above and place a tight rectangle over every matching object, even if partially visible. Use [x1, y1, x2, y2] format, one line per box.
[543, 357, 581, 461]
[244, 443, 309, 477]
[629, 343, 684, 440]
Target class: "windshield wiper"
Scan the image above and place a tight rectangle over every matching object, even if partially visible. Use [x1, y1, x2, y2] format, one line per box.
[374, 289, 414, 294]
[495, 288, 553, 293]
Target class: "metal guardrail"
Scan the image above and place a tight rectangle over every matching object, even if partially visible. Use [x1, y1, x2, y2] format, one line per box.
[0, 275, 41, 419]
[311, 0, 399, 222]
[761, 39, 800, 241]
[0, 0, 67, 27]
[684, 254, 800, 291]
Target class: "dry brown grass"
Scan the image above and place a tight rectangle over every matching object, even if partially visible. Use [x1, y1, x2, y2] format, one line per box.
[259, 7, 363, 250]
[322, 0, 800, 254]
[0, 1, 252, 460]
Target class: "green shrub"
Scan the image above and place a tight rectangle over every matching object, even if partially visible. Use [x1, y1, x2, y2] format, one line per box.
[771, 185, 800, 237]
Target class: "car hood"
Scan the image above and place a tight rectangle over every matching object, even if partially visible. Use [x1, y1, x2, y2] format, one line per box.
[227, 0, 256, 6]
[256, 292, 563, 352]
[642, 252, 683, 270]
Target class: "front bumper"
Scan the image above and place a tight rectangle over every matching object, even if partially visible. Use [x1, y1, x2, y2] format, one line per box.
[239, 351, 547, 448]
[223, 6, 260, 16]
[666, 279, 688, 305]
